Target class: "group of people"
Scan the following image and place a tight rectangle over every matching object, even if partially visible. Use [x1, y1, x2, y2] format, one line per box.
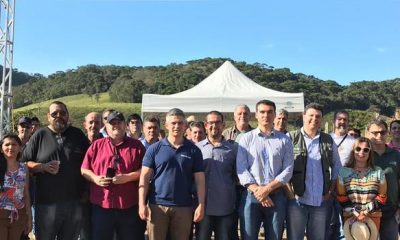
[0, 99, 400, 240]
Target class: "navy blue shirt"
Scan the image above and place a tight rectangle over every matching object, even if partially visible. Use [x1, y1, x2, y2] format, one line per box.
[196, 138, 237, 216]
[142, 138, 204, 207]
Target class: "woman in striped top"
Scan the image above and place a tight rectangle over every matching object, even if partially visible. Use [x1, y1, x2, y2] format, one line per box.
[336, 137, 387, 230]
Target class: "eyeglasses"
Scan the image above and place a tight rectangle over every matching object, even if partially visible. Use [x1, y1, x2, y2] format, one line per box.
[355, 146, 371, 154]
[50, 111, 67, 118]
[369, 131, 387, 136]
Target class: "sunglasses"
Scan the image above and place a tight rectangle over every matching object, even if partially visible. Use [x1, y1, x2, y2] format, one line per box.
[355, 146, 371, 154]
[348, 133, 359, 137]
[391, 126, 400, 130]
[50, 111, 67, 118]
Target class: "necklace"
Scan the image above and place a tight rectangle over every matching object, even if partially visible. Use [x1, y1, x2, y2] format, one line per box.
[353, 167, 369, 175]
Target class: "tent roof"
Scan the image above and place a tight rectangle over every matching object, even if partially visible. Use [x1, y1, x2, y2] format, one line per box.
[142, 61, 304, 113]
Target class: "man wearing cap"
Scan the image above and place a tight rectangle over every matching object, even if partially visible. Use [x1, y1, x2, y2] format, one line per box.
[81, 110, 146, 240]
[139, 108, 205, 240]
[17, 116, 32, 147]
[21, 101, 90, 240]
[366, 118, 400, 240]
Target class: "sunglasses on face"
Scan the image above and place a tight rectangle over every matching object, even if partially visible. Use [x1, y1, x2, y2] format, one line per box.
[355, 146, 371, 154]
[391, 126, 400, 131]
[348, 133, 359, 137]
[50, 111, 67, 118]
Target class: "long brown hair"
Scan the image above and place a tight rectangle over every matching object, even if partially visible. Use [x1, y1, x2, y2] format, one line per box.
[346, 137, 375, 169]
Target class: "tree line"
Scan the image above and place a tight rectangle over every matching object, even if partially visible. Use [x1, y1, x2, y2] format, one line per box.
[10, 58, 400, 116]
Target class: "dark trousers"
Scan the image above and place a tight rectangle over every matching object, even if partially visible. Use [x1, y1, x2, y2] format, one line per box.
[79, 202, 92, 240]
[197, 213, 235, 240]
[92, 204, 146, 240]
[35, 200, 82, 240]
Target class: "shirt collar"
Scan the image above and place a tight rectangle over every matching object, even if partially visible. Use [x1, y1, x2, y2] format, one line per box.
[301, 127, 321, 140]
[255, 127, 275, 137]
[199, 137, 230, 148]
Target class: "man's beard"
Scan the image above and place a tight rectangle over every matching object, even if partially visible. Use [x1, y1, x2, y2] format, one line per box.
[337, 126, 347, 135]
[52, 120, 68, 133]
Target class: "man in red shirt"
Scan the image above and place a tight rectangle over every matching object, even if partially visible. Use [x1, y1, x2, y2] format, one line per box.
[81, 111, 146, 240]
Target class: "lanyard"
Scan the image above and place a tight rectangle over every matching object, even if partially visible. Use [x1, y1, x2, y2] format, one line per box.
[337, 134, 348, 148]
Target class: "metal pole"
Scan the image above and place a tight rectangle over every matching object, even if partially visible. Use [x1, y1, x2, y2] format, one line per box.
[0, 0, 15, 138]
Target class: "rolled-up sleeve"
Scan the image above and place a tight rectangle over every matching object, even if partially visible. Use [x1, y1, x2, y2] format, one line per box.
[274, 137, 294, 184]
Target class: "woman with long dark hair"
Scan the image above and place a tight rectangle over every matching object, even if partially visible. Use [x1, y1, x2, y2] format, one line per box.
[0, 134, 32, 239]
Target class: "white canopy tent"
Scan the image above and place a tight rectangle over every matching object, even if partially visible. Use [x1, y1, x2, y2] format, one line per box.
[141, 61, 304, 114]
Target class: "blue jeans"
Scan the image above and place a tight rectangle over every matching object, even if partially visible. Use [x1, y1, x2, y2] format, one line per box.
[239, 189, 286, 240]
[286, 198, 333, 240]
[380, 206, 399, 240]
[92, 204, 146, 240]
[197, 213, 235, 240]
[35, 200, 83, 240]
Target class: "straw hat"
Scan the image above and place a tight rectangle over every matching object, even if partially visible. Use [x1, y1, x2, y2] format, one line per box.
[343, 218, 379, 240]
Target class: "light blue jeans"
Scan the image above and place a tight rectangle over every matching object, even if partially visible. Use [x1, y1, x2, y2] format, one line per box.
[286, 198, 333, 240]
[239, 189, 286, 240]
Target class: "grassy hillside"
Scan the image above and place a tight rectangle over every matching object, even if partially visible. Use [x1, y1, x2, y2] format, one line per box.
[13, 93, 141, 129]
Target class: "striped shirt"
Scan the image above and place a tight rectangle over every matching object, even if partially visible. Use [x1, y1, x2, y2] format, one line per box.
[338, 166, 385, 209]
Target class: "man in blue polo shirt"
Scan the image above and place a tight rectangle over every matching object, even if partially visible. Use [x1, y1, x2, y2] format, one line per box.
[139, 108, 205, 240]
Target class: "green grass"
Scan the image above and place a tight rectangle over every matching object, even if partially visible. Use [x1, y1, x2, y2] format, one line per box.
[13, 93, 141, 128]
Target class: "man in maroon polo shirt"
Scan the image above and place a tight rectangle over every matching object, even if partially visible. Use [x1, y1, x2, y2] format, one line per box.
[81, 111, 146, 240]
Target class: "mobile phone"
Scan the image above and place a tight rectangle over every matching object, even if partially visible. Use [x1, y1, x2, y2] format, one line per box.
[106, 168, 116, 178]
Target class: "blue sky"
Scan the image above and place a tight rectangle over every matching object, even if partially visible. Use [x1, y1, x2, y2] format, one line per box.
[14, 0, 400, 85]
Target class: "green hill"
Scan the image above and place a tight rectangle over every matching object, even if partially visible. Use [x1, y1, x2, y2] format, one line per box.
[13, 93, 141, 129]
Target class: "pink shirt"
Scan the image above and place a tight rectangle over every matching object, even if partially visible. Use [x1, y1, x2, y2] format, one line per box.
[81, 137, 145, 209]
[387, 141, 400, 152]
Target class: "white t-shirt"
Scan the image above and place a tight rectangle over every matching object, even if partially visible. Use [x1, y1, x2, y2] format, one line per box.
[330, 133, 355, 166]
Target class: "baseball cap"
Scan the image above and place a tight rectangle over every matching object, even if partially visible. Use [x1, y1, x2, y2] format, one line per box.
[107, 111, 125, 123]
